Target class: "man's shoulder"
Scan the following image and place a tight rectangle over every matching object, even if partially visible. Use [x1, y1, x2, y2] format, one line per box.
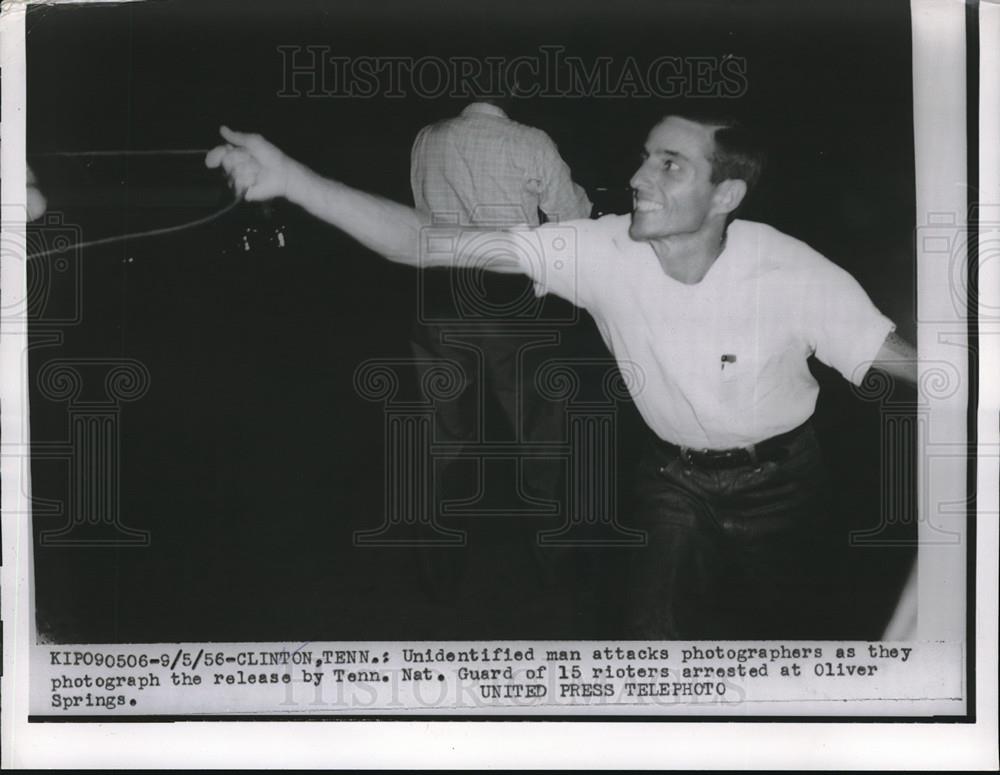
[482, 117, 554, 151]
[416, 113, 545, 145]
[729, 219, 803, 250]
[512, 121, 552, 143]
[545, 212, 630, 239]
[594, 212, 633, 241]
[531, 215, 636, 302]
[729, 219, 837, 274]
[541, 213, 636, 261]
[417, 115, 465, 137]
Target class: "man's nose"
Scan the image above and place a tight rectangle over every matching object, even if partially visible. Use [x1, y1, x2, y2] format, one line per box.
[629, 164, 649, 190]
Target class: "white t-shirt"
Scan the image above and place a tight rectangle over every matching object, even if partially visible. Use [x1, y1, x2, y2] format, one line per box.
[521, 215, 896, 448]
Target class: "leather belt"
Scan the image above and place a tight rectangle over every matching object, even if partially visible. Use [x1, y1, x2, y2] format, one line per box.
[656, 421, 810, 470]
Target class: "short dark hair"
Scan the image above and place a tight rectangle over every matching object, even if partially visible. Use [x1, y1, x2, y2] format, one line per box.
[666, 113, 766, 220]
[708, 122, 764, 191]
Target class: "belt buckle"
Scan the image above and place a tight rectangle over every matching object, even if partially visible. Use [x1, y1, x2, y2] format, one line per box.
[680, 444, 757, 469]
[717, 448, 742, 468]
[710, 445, 756, 469]
[720, 446, 756, 468]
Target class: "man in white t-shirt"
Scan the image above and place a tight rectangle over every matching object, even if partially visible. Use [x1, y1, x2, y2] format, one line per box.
[206, 113, 917, 639]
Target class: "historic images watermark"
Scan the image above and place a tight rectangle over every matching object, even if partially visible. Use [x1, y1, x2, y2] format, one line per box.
[1, 206, 152, 550]
[277, 45, 748, 100]
[916, 207, 1000, 324]
[1, 207, 83, 329]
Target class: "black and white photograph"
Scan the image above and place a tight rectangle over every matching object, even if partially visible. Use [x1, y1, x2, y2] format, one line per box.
[1, 0, 997, 768]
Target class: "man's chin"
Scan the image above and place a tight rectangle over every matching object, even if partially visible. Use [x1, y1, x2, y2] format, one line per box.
[628, 215, 654, 241]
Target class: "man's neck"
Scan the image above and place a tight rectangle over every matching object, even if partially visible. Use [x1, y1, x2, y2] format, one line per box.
[649, 222, 729, 285]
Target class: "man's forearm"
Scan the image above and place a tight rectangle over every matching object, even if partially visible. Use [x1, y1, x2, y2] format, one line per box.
[870, 330, 918, 387]
[285, 160, 426, 266]
[207, 127, 526, 273]
[285, 161, 529, 274]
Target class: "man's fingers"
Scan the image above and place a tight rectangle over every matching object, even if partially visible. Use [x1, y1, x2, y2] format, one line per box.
[232, 162, 259, 197]
[244, 184, 268, 203]
[219, 148, 252, 175]
[219, 125, 251, 148]
[220, 125, 272, 157]
[205, 142, 260, 199]
[209, 127, 283, 201]
[204, 144, 231, 168]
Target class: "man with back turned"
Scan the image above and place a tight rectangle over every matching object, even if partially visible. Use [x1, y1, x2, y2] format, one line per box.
[408, 98, 591, 596]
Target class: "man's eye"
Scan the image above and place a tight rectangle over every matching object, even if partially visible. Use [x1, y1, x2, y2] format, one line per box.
[663, 159, 676, 170]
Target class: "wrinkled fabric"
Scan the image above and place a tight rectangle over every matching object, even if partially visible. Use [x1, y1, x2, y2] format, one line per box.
[625, 423, 839, 640]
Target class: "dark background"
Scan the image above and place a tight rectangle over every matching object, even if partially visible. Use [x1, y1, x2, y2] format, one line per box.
[26, 0, 917, 643]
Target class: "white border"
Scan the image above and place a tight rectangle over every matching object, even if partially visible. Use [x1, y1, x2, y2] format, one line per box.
[974, 0, 1000, 766]
[913, 0, 968, 643]
[2, 0, 998, 768]
[1, 0, 34, 768]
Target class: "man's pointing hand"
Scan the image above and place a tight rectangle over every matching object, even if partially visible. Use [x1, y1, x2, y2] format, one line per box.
[205, 126, 293, 202]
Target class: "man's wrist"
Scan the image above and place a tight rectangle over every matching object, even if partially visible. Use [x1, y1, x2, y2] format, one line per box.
[282, 158, 310, 206]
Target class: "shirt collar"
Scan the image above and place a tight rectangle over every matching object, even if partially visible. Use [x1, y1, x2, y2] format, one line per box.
[462, 102, 507, 119]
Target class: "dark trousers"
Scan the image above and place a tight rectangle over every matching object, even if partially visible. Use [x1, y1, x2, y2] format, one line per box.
[409, 318, 568, 598]
[625, 422, 840, 640]
[411, 324, 566, 504]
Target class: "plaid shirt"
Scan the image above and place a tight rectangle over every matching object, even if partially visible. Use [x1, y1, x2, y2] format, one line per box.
[410, 103, 591, 226]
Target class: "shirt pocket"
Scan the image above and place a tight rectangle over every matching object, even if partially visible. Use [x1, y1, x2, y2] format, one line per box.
[714, 333, 760, 419]
[717, 347, 756, 384]
[708, 298, 758, 386]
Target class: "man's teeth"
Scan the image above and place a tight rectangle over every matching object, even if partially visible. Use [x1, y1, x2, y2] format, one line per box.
[635, 200, 663, 212]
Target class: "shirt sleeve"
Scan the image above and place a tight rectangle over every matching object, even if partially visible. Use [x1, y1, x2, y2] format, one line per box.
[533, 133, 592, 222]
[517, 216, 616, 311]
[801, 255, 896, 386]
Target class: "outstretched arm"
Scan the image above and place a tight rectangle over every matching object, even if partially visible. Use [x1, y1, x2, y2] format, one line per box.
[206, 126, 426, 265]
[205, 126, 525, 272]
[870, 330, 918, 387]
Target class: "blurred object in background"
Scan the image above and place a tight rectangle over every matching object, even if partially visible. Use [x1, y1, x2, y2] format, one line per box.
[27, 164, 48, 220]
[0, 137, 49, 220]
[591, 185, 632, 217]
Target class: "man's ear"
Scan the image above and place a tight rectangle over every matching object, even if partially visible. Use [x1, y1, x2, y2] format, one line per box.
[712, 179, 748, 217]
